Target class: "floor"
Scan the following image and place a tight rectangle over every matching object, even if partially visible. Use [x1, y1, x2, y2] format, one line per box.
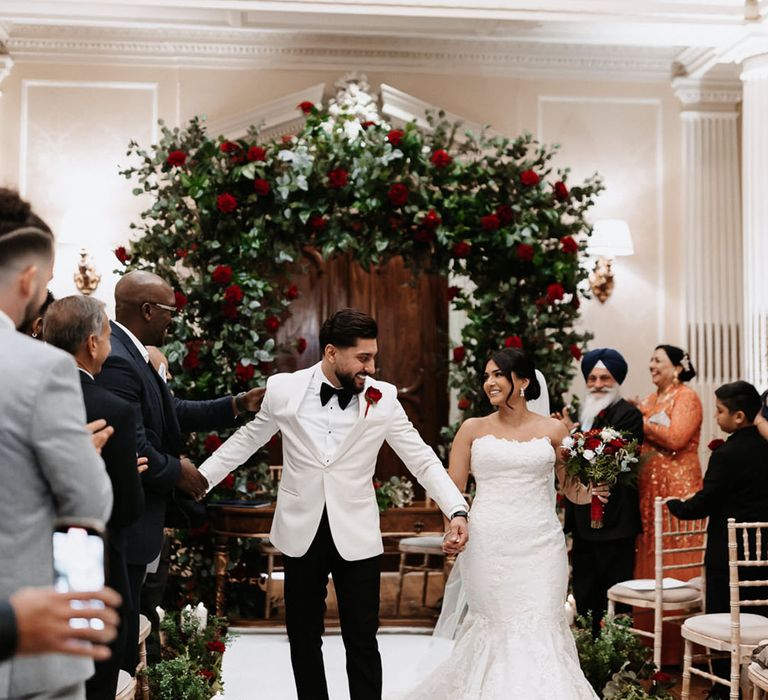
[219, 627, 716, 700]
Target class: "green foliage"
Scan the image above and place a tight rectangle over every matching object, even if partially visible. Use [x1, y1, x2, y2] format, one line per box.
[144, 610, 232, 699]
[573, 614, 658, 696]
[374, 476, 415, 512]
[144, 656, 211, 700]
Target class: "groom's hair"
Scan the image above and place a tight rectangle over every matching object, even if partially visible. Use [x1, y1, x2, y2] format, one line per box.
[319, 308, 378, 350]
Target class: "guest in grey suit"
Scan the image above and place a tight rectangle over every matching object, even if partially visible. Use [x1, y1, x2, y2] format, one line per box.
[0, 226, 113, 700]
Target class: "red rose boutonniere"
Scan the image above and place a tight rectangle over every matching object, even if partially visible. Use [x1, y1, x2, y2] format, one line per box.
[708, 438, 725, 451]
[364, 386, 382, 417]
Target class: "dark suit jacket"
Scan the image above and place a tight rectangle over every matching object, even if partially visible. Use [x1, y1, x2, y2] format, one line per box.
[0, 602, 14, 662]
[96, 322, 236, 564]
[565, 398, 644, 542]
[668, 425, 768, 571]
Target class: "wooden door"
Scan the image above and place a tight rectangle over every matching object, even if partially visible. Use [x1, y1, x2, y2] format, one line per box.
[274, 249, 448, 487]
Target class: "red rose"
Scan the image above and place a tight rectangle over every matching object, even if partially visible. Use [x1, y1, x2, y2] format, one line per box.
[453, 241, 471, 258]
[554, 181, 569, 201]
[422, 208, 441, 230]
[603, 443, 619, 456]
[224, 284, 244, 305]
[504, 335, 523, 349]
[259, 361, 273, 374]
[174, 291, 188, 311]
[220, 141, 239, 154]
[211, 264, 233, 285]
[222, 303, 238, 320]
[361, 120, 376, 129]
[247, 145, 266, 162]
[610, 438, 626, 449]
[447, 286, 461, 302]
[387, 129, 404, 146]
[430, 149, 453, 169]
[413, 227, 433, 244]
[452, 346, 466, 363]
[516, 243, 535, 262]
[223, 473, 235, 489]
[327, 168, 348, 189]
[651, 671, 672, 684]
[546, 283, 565, 304]
[204, 433, 223, 454]
[496, 204, 513, 225]
[281, 134, 294, 144]
[216, 193, 237, 213]
[166, 150, 187, 167]
[520, 169, 540, 186]
[254, 178, 271, 196]
[708, 438, 725, 451]
[458, 397, 471, 410]
[365, 387, 382, 405]
[198, 668, 215, 681]
[481, 214, 501, 232]
[207, 639, 226, 653]
[388, 183, 409, 207]
[297, 101, 315, 114]
[286, 284, 299, 301]
[235, 361, 255, 383]
[175, 247, 188, 259]
[572, 295, 581, 310]
[114, 246, 130, 264]
[182, 348, 200, 371]
[309, 214, 327, 232]
[190, 243, 199, 251]
[584, 436, 602, 451]
[265, 315, 280, 333]
[570, 344, 582, 360]
[297, 337, 307, 354]
[560, 235, 579, 254]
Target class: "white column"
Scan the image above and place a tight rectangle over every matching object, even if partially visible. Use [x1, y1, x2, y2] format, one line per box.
[673, 78, 742, 448]
[741, 54, 768, 390]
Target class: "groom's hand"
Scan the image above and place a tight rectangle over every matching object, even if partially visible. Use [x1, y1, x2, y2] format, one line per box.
[443, 517, 468, 554]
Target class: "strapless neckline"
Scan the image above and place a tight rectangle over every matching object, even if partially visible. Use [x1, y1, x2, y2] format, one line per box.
[472, 433, 553, 451]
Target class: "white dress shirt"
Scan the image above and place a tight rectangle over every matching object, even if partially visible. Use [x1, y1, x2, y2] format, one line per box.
[0, 309, 15, 331]
[296, 367, 360, 465]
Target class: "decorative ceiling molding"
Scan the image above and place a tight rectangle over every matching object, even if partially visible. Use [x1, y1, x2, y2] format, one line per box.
[672, 76, 742, 108]
[0, 54, 14, 91]
[206, 82, 325, 139]
[3, 24, 684, 82]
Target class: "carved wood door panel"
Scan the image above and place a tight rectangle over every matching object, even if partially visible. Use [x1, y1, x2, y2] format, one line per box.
[274, 249, 448, 485]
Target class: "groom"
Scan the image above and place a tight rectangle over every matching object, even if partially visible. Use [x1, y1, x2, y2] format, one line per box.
[199, 308, 469, 700]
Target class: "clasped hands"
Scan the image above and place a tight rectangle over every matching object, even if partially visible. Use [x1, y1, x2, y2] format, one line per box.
[442, 517, 469, 555]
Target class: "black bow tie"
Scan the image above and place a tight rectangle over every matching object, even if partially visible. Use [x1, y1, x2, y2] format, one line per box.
[320, 383, 354, 410]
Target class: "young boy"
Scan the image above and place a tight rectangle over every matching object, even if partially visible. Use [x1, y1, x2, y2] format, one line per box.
[667, 380, 768, 699]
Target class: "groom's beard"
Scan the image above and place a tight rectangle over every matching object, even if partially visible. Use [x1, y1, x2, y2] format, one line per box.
[335, 369, 368, 395]
[580, 385, 622, 430]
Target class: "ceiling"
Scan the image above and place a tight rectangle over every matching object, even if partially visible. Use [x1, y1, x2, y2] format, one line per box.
[0, 1, 765, 81]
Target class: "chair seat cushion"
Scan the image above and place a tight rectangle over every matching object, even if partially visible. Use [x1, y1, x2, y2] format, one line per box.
[608, 581, 701, 603]
[684, 613, 768, 645]
[398, 536, 444, 554]
[116, 669, 133, 693]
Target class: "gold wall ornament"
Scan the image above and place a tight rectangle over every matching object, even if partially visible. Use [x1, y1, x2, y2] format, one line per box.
[589, 256, 614, 304]
[74, 248, 101, 295]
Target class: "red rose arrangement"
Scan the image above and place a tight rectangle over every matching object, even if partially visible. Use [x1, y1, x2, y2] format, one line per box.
[166, 150, 187, 167]
[520, 169, 540, 186]
[546, 282, 565, 304]
[253, 178, 271, 196]
[386, 129, 404, 146]
[296, 337, 308, 354]
[247, 145, 266, 162]
[452, 346, 466, 363]
[216, 193, 237, 213]
[430, 149, 453, 169]
[554, 181, 569, 201]
[452, 241, 471, 258]
[570, 344, 582, 361]
[203, 433, 223, 454]
[457, 397, 471, 411]
[174, 291, 188, 311]
[504, 335, 523, 349]
[481, 213, 501, 232]
[516, 243, 535, 263]
[235, 361, 254, 383]
[211, 264, 233, 285]
[560, 236, 579, 254]
[114, 246, 130, 264]
[387, 183, 409, 207]
[264, 315, 280, 333]
[561, 427, 640, 528]
[297, 101, 315, 114]
[364, 386, 382, 417]
[327, 168, 348, 189]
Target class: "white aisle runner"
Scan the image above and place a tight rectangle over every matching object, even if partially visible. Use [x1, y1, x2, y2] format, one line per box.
[220, 629, 435, 700]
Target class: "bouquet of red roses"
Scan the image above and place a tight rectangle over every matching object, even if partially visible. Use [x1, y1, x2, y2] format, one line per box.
[561, 427, 640, 528]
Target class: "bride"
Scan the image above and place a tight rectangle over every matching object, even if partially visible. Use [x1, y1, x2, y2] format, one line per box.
[401, 348, 604, 699]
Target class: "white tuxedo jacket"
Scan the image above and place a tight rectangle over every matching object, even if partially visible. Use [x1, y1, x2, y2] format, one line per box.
[200, 363, 466, 560]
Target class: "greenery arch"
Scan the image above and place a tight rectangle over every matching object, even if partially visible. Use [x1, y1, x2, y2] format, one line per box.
[119, 78, 603, 500]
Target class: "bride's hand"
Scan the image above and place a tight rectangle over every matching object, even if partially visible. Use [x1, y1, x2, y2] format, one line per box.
[442, 518, 468, 554]
[591, 482, 611, 504]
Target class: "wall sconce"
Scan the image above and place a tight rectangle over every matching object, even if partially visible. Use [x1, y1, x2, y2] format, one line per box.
[74, 248, 101, 295]
[586, 219, 634, 303]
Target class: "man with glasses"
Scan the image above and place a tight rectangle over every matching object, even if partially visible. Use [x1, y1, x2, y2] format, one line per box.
[96, 270, 264, 673]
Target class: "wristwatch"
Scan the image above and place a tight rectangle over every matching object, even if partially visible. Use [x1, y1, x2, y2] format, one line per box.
[234, 391, 248, 413]
[450, 510, 469, 520]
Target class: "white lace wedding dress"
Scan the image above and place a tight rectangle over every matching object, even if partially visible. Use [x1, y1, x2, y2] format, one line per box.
[400, 435, 598, 700]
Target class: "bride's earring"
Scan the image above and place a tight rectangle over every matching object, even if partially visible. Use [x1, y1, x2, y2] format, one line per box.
[519, 387, 525, 398]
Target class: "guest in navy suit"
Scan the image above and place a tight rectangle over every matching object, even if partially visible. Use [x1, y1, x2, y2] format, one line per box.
[44, 295, 145, 699]
[95, 270, 264, 671]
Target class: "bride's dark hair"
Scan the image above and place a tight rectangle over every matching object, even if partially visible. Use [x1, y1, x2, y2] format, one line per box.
[487, 348, 541, 406]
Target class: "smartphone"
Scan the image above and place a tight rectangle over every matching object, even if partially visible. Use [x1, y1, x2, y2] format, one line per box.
[52, 519, 106, 630]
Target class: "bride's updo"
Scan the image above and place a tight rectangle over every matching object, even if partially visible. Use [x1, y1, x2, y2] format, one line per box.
[488, 348, 541, 402]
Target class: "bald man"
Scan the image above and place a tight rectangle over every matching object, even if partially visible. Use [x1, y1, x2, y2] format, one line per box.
[95, 270, 264, 672]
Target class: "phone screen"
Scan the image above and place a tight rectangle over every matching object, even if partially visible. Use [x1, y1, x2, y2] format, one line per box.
[52, 524, 105, 629]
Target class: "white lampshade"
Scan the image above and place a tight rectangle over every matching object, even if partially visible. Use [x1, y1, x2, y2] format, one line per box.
[587, 219, 634, 257]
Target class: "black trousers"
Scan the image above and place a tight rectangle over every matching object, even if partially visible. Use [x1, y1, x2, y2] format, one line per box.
[283, 510, 382, 700]
[121, 563, 146, 673]
[571, 535, 636, 636]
